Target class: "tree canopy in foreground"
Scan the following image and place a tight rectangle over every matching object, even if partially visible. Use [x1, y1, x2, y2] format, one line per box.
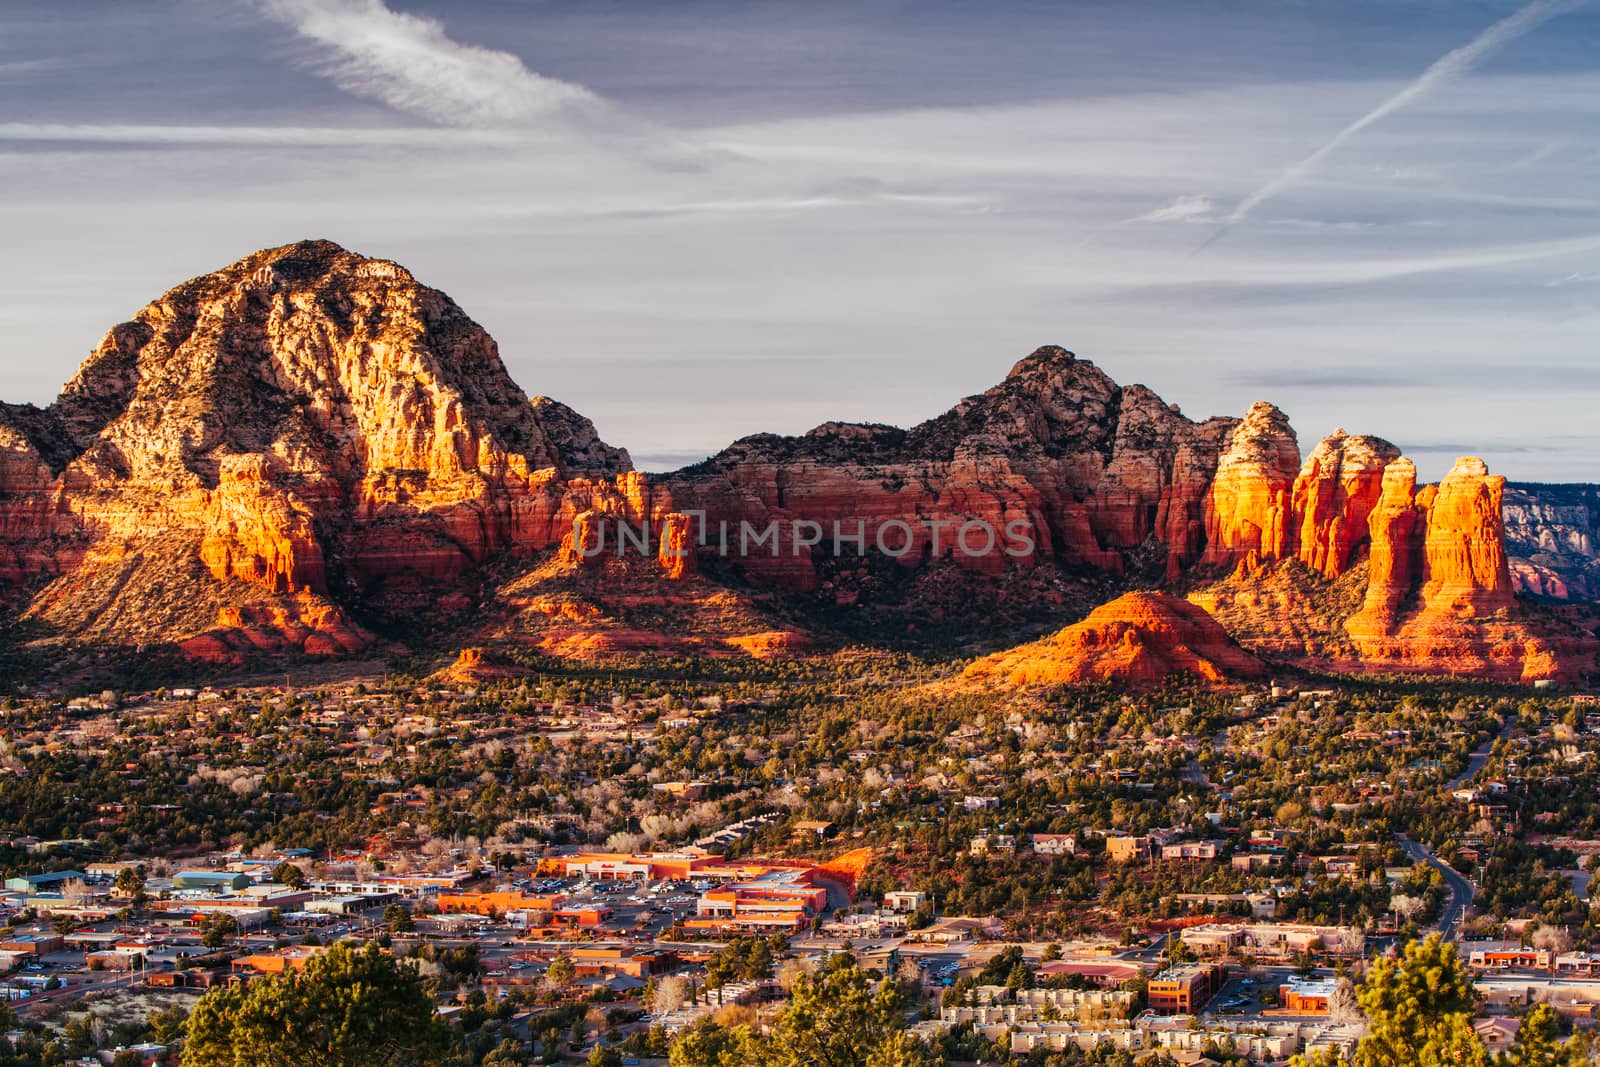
[181, 941, 452, 1067]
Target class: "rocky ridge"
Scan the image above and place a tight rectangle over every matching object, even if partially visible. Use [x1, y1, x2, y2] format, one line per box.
[0, 240, 1587, 684]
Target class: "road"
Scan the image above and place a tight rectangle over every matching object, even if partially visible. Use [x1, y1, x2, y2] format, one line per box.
[12, 970, 144, 1019]
[1398, 834, 1475, 941]
[1392, 724, 1505, 941]
[1446, 726, 1506, 791]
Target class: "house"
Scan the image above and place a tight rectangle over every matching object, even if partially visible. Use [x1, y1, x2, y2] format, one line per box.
[970, 834, 1016, 856]
[1161, 840, 1222, 862]
[1105, 836, 1150, 864]
[1475, 1017, 1522, 1055]
[1031, 834, 1078, 857]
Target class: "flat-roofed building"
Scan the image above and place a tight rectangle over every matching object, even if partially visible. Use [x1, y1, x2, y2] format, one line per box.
[173, 871, 250, 893]
[1280, 977, 1339, 1014]
[1148, 963, 1225, 1014]
[571, 945, 678, 979]
[437, 891, 565, 917]
[883, 890, 926, 913]
[1468, 942, 1552, 974]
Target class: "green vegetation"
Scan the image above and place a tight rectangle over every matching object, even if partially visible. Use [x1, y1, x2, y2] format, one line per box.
[667, 953, 936, 1067]
[181, 942, 451, 1067]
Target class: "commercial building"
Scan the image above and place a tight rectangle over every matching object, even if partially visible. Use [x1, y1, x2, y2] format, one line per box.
[4, 871, 86, 893]
[437, 891, 566, 917]
[173, 871, 251, 893]
[570, 945, 679, 979]
[1280, 977, 1339, 1014]
[1147, 963, 1226, 1014]
[1468, 943, 1553, 974]
[685, 869, 829, 935]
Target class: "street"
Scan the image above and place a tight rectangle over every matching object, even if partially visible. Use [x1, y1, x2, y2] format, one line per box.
[1398, 834, 1475, 941]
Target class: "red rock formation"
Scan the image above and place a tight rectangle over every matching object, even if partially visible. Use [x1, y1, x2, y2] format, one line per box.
[198, 455, 327, 594]
[179, 596, 370, 664]
[1421, 457, 1513, 616]
[1349, 458, 1424, 634]
[656, 512, 698, 580]
[0, 240, 647, 656]
[722, 630, 813, 657]
[960, 591, 1264, 687]
[664, 348, 1237, 591]
[0, 239, 1583, 683]
[0, 407, 80, 587]
[1200, 403, 1299, 569]
[1340, 457, 1578, 681]
[561, 511, 608, 568]
[1291, 430, 1401, 578]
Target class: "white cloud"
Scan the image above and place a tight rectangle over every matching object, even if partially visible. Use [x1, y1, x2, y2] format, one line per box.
[0, 122, 531, 146]
[257, 0, 598, 125]
[1135, 194, 1217, 224]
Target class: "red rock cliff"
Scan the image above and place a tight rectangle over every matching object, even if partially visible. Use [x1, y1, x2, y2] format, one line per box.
[1199, 402, 1299, 569]
[1343, 457, 1570, 681]
[0, 240, 647, 655]
[1291, 430, 1402, 579]
[663, 347, 1238, 591]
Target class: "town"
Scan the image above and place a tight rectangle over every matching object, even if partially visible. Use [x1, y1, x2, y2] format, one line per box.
[0, 656, 1596, 1066]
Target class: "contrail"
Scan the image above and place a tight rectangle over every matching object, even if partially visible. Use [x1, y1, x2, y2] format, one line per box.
[1200, 0, 1584, 249]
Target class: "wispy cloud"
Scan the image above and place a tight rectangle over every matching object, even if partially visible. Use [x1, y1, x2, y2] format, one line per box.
[1098, 231, 1600, 290]
[257, 0, 598, 125]
[0, 122, 531, 146]
[0, 58, 61, 77]
[1206, 0, 1584, 240]
[1545, 271, 1600, 286]
[1135, 194, 1218, 224]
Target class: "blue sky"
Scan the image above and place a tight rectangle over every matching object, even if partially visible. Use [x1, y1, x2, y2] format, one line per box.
[3, 0, 1598, 479]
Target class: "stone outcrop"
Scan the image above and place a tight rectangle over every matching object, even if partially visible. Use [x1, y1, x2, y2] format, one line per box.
[662, 347, 1238, 591]
[1341, 457, 1573, 681]
[960, 591, 1265, 687]
[1200, 402, 1299, 569]
[1200, 420, 1402, 580]
[1292, 430, 1402, 578]
[1421, 457, 1514, 616]
[656, 512, 698, 580]
[0, 238, 1584, 682]
[1350, 459, 1425, 634]
[0, 240, 653, 655]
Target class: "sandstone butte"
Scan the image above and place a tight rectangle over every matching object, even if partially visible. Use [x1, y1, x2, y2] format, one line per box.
[0, 239, 1585, 682]
[960, 592, 1266, 688]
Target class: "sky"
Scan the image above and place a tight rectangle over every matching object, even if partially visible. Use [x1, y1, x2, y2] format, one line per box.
[2, 1, 1598, 481]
